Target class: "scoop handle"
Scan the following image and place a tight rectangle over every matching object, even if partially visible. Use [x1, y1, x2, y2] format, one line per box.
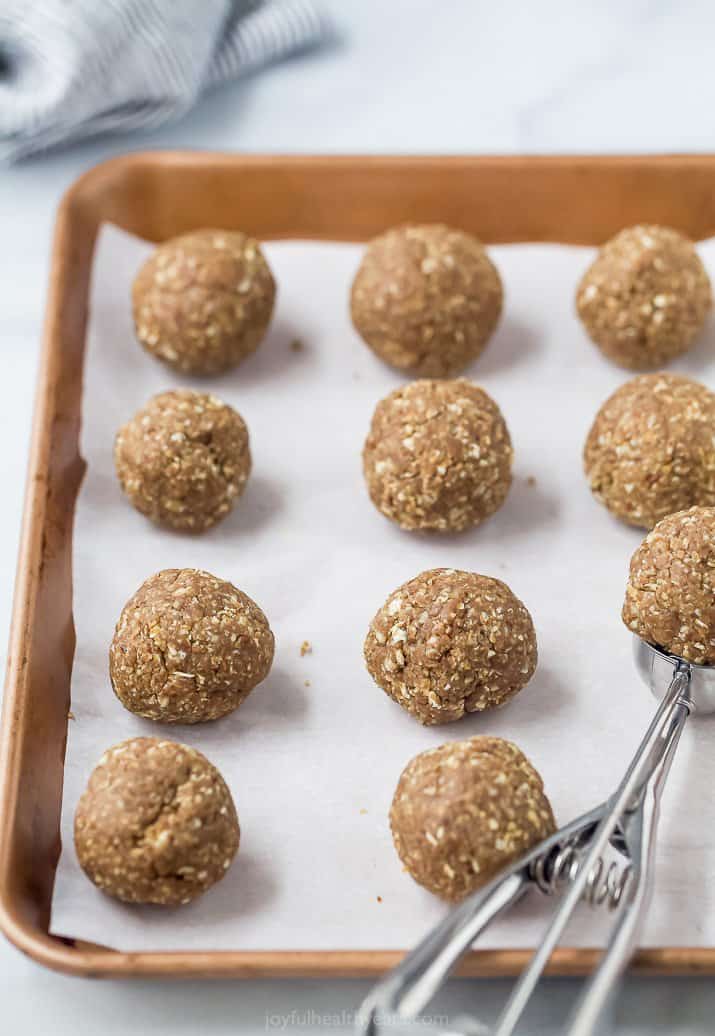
[564, 681, 691, 1036]
[356, 806, 606, 1034]
[494, 665, 692, 1036]
[356, 868, 528, 1034]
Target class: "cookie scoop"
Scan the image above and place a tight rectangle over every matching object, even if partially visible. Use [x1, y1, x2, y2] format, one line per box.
[359, 518, 715, 1035]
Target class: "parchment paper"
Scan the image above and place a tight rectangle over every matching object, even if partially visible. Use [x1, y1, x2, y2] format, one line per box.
[50, 226, 715, 952]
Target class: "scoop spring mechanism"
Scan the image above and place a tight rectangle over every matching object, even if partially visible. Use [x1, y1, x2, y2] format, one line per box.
[531, 840, 631, 910]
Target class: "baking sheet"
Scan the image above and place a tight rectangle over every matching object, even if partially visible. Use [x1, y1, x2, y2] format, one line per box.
[50, 226, 715, 952]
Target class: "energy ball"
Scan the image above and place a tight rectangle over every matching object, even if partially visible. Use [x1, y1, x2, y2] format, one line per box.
[363, 379, 512, 532]
[364, 568, 537, 725]
[109, 568, 275, 723]
[584, 373, 715, 529]
[576, 224, 712, 369]
[74, 737, 239, 905]
[350, 223, 503, 377]
[623, 506, 715, 664]
[114, 389, 251, 532]
[390, 737, 555, 901]
[132, 229, 276, 374]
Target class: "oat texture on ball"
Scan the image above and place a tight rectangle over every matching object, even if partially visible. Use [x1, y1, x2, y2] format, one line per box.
[132, 229, 276, 375]
[364, 568, 537, 725]
[390, 736, 555, 901]
[350, 223, 503, 377]
[576, 224, 712, 369]
[363, 379, 512, 533]
[74, 737, 239, 905]
[114, 389, 251, 532]
[623, 506, 715, 665]
[110, 568, 275, 723]
[584, 373, 715, 529]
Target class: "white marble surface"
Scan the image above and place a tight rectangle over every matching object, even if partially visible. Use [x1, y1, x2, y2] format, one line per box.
[2, 1, 715, 1032]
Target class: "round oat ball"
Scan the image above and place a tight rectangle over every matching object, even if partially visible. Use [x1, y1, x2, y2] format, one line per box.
[363, 379, 512, 532]
[114, 389, 251, 532]
[74, 737, 239, 905]
[364, 569, 537, 725]
[622, 506, 715, 664]
[584, 373, 715, 529]
[132, 229, 276, 374]
[390, 736, 555, 901]
[350, 224, 503, 377]
[109, 568, 275, 723]
[576, 224, 712, 369]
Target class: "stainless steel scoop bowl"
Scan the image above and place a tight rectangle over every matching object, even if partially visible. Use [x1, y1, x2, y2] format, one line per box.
[635, 637, 715, 713]
[357, 637, 713, 1036]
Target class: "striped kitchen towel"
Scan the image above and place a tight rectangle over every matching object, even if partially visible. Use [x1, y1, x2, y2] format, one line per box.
[0, 0, 327, 162]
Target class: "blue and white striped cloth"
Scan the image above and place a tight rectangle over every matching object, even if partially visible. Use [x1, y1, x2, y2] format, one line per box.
[0, 0, 327, 162]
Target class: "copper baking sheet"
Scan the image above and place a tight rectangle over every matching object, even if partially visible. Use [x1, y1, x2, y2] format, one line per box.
[2, 152, 715, 978]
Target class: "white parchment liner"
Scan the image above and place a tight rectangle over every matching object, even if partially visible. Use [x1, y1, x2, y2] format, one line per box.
[50, 226, 715, 952]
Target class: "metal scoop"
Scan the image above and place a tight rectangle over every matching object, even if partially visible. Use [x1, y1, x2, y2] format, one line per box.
[357, 637, 715, 1036]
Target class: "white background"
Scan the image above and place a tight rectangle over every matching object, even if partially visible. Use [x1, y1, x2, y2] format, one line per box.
[3, 1, 715, 1032]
